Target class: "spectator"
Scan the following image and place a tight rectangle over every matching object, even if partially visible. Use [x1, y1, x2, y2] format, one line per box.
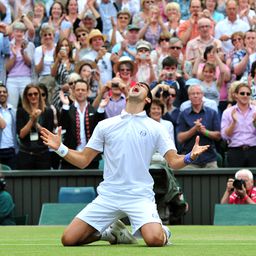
[46, 1, 72, 43]
[82, 29, 112, 85]
[151, 32, 171, 76]
[59, 79, 105, 169]
[135, 40, 156, 84]
[99, 0, 117, 35]
[149, 98, 174, 142]
[0, 24, 10, 83]
[151, 56, 188, 107]
[16, 84, 54, 169]
[10, 0, 33, 18]
[34, 24, 55, 103]
[221, 169, 256, 204]
[6, 21, 35, 109]
[221, 83, 256, 167]
[203, 0, 224, 23]
[0, 174, 15, 225]
[0, 85, 17, 170]
[237, 0, 256, 27]
[133, 0, 155, 29]
[111, 24, 140, 61]
[215, 0, 250, 53]
[32, 2, 48, 47]
[177, 84, 221, 168]
[74, 27, 90, 61]
[75, 59, 102, 102]
[108, 10, 131, 46]
[185, 17, 222, 64]
[51, 37, 75, 109]
[248, 60, 256, 103]
[172, 0, 190, 20]
[138, 5, 168, 49]
[164, 2, 182, 37]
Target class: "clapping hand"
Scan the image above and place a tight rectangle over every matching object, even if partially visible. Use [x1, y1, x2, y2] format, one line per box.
[41, 126, 62, 150]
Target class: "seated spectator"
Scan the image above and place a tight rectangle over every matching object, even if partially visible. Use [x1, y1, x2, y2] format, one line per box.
[248, 60, 256, 103]
[0, 25, 10, 84]
[0, 174, 15, 225]
[0, 85, 18, 170]
[138, 5, 168, 49]
[237, 0, 256, 27]
[6, 21, 34, 109]
[177, 84, 221, 167]
[221, 83, 256, 167]
[74, 27, 90, 62]
[16, 84, 54, 169]
[221, 169, 256, 204]
[135, 40, 156, 84]
[34, 24, 55, 103]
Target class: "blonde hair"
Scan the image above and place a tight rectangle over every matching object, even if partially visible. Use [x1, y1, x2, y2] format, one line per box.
[165, 2, 181, 15]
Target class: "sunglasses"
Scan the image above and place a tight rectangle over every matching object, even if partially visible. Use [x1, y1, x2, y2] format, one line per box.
[43, 33, 52, 37]
[119, 68, 131, 72]
[68, 81, 76, 86]
[118, 16, 129, 20]
[232, 37, 242, 43]
[160, 38, 169, 42]
[27, 92, 39, 97]
[145, 0, 154, 3]
[239, 92, 251, 96]
[170, 93, 176, 97]
[77, 33, 87, 38]
[138, 48, 149, 53]
[170, 46, 181, 50]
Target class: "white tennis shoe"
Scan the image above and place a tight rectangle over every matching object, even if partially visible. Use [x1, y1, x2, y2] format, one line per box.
[109, 220, 137, 244]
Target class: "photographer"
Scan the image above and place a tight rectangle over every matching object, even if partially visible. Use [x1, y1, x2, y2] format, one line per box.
[221, 169, 256, 204]
[0, 173, 15, 225]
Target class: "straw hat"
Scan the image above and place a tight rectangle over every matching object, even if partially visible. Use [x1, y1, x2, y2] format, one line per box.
[113, 56, 137, 76]
[75, 59, 97, 74]
[87, 29, 107, 45]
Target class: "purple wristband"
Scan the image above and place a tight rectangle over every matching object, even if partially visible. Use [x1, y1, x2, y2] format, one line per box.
[184, 152, 194, 165]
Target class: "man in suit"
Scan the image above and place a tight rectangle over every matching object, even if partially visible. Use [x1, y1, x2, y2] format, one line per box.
[59, 79, 104, 169]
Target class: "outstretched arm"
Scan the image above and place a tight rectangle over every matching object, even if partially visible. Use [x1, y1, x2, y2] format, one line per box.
[40, 127, 100, 169]
[164, 136, 209, 169]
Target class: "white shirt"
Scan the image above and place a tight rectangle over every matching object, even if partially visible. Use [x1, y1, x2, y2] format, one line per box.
[0, 104, 15, 149]
[160, 118, 174, 143]
[86, 110, 176, 198]
[215, 17, 250, 53]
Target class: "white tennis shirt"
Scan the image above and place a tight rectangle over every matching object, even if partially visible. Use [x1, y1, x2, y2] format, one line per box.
[86, 110, 176, 198]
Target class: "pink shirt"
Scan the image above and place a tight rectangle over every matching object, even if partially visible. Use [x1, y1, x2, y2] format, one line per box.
[229, 187, 256, 204]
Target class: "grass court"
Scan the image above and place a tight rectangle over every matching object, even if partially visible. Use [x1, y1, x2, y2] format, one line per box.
[0, 225, 256, 256]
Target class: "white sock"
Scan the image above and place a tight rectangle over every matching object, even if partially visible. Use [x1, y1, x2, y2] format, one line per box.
[162, 225, 171, 244]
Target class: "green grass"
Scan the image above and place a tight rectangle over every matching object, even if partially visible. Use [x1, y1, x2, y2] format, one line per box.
[0, 226, 256, 256]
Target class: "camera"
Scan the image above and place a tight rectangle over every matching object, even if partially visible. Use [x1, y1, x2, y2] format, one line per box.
[162, 90, 170, 98]
[111, 82, 119, 88]
[233, 179, 246, 190]
[166, 72, 174, 80]
[140, 53, 147, 60]
[0, 177, 6, 191]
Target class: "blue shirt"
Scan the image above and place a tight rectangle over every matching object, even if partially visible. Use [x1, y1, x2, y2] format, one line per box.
[177, 106, 220, 165]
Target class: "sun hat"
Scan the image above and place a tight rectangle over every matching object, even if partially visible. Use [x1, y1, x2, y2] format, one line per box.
[113, 56, 137, 76]
[87, 29, 107, 45]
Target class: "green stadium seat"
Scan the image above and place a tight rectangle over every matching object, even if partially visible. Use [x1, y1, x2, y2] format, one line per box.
[58, 187, 96, 203]
[214, 204, 256, 225]
[0, 163, 12, 170]
[38, 203, 86, 225]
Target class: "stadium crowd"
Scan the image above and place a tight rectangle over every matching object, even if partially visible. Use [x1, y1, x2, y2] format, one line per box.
[0, 0, 256, 171]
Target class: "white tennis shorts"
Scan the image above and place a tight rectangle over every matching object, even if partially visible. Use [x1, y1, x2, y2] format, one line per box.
[76, 193, 162, 235]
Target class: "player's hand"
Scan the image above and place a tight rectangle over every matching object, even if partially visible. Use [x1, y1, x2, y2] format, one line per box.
[190, 135, 209, 160]
[41, 126, 62, 150]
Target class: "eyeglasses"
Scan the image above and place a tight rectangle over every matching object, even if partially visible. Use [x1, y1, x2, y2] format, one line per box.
[232, 37, 242, 43]
[239, 92, 251, 96]
[43, 33, 52, 37]
[160, 38, 169, 42]
[170, 46, 181, 50]
[145, 0, 154, 3]
[119, 68, 131, 72]
[118, 16, 129, 20]
[101, 59, 108, 70]
[77, 33, 87, 38]
[138, 48, 149, 53]
[27, 92, 39, 97]
[199, 25, 211, 29]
